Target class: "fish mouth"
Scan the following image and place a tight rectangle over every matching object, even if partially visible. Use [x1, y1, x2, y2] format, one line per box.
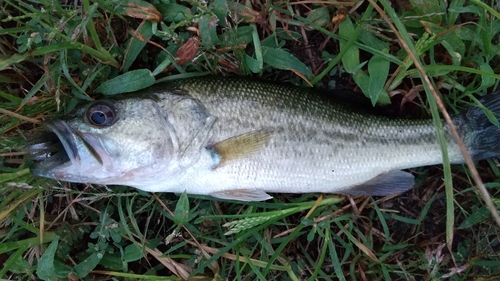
[29, 120, 81, 177]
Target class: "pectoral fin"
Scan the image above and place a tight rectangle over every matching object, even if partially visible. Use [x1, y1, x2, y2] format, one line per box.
[342, 170, 415, 196]
[210, 189, 273, 201]
[207, 130, 273, 167]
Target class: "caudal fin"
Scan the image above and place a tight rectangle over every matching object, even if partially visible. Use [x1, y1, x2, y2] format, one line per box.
[459, 91, 500, 161]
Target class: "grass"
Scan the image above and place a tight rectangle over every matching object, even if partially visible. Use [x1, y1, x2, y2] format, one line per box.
[1, 0, 500, 280]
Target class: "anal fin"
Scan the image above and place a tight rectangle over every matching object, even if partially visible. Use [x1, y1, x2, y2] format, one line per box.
[210, 189, 273, 201]
[342, 170, 415, 196]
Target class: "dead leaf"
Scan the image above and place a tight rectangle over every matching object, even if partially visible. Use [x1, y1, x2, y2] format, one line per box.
[120, 0, 162, 22]
[175, 36, 200, 65]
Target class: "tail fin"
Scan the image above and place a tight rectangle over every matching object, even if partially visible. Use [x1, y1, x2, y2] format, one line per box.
[459, 91, 500, 161]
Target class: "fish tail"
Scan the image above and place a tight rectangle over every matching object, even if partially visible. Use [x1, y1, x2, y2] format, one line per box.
[458, 91, 500, 161]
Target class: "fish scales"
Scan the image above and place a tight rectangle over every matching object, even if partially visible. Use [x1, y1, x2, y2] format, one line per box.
[153, 78, 460, 194]
[30, 76, 500, 201]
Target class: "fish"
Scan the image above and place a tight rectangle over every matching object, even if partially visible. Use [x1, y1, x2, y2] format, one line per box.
[29, 76, 500, 201]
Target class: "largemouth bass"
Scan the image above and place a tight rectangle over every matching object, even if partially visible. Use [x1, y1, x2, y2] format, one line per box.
[29, 77, 500, 201]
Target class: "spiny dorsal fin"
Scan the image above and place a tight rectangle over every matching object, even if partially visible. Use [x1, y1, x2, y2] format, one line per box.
[207, 129, 274, 167]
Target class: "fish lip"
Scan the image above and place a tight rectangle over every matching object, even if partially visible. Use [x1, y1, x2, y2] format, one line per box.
[46, 120, 81, 166]
[29, 119, 80, 176]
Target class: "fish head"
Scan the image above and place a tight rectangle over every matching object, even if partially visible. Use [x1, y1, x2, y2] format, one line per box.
[29, 97, 178, 186]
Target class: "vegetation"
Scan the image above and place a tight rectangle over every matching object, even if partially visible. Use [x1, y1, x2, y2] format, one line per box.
[1, 0, 500, 280]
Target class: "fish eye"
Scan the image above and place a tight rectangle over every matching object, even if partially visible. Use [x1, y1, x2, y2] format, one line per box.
[85, 101, 116, 127]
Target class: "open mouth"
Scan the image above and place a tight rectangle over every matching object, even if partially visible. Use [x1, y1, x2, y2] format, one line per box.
[29, 120, 80, 176]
